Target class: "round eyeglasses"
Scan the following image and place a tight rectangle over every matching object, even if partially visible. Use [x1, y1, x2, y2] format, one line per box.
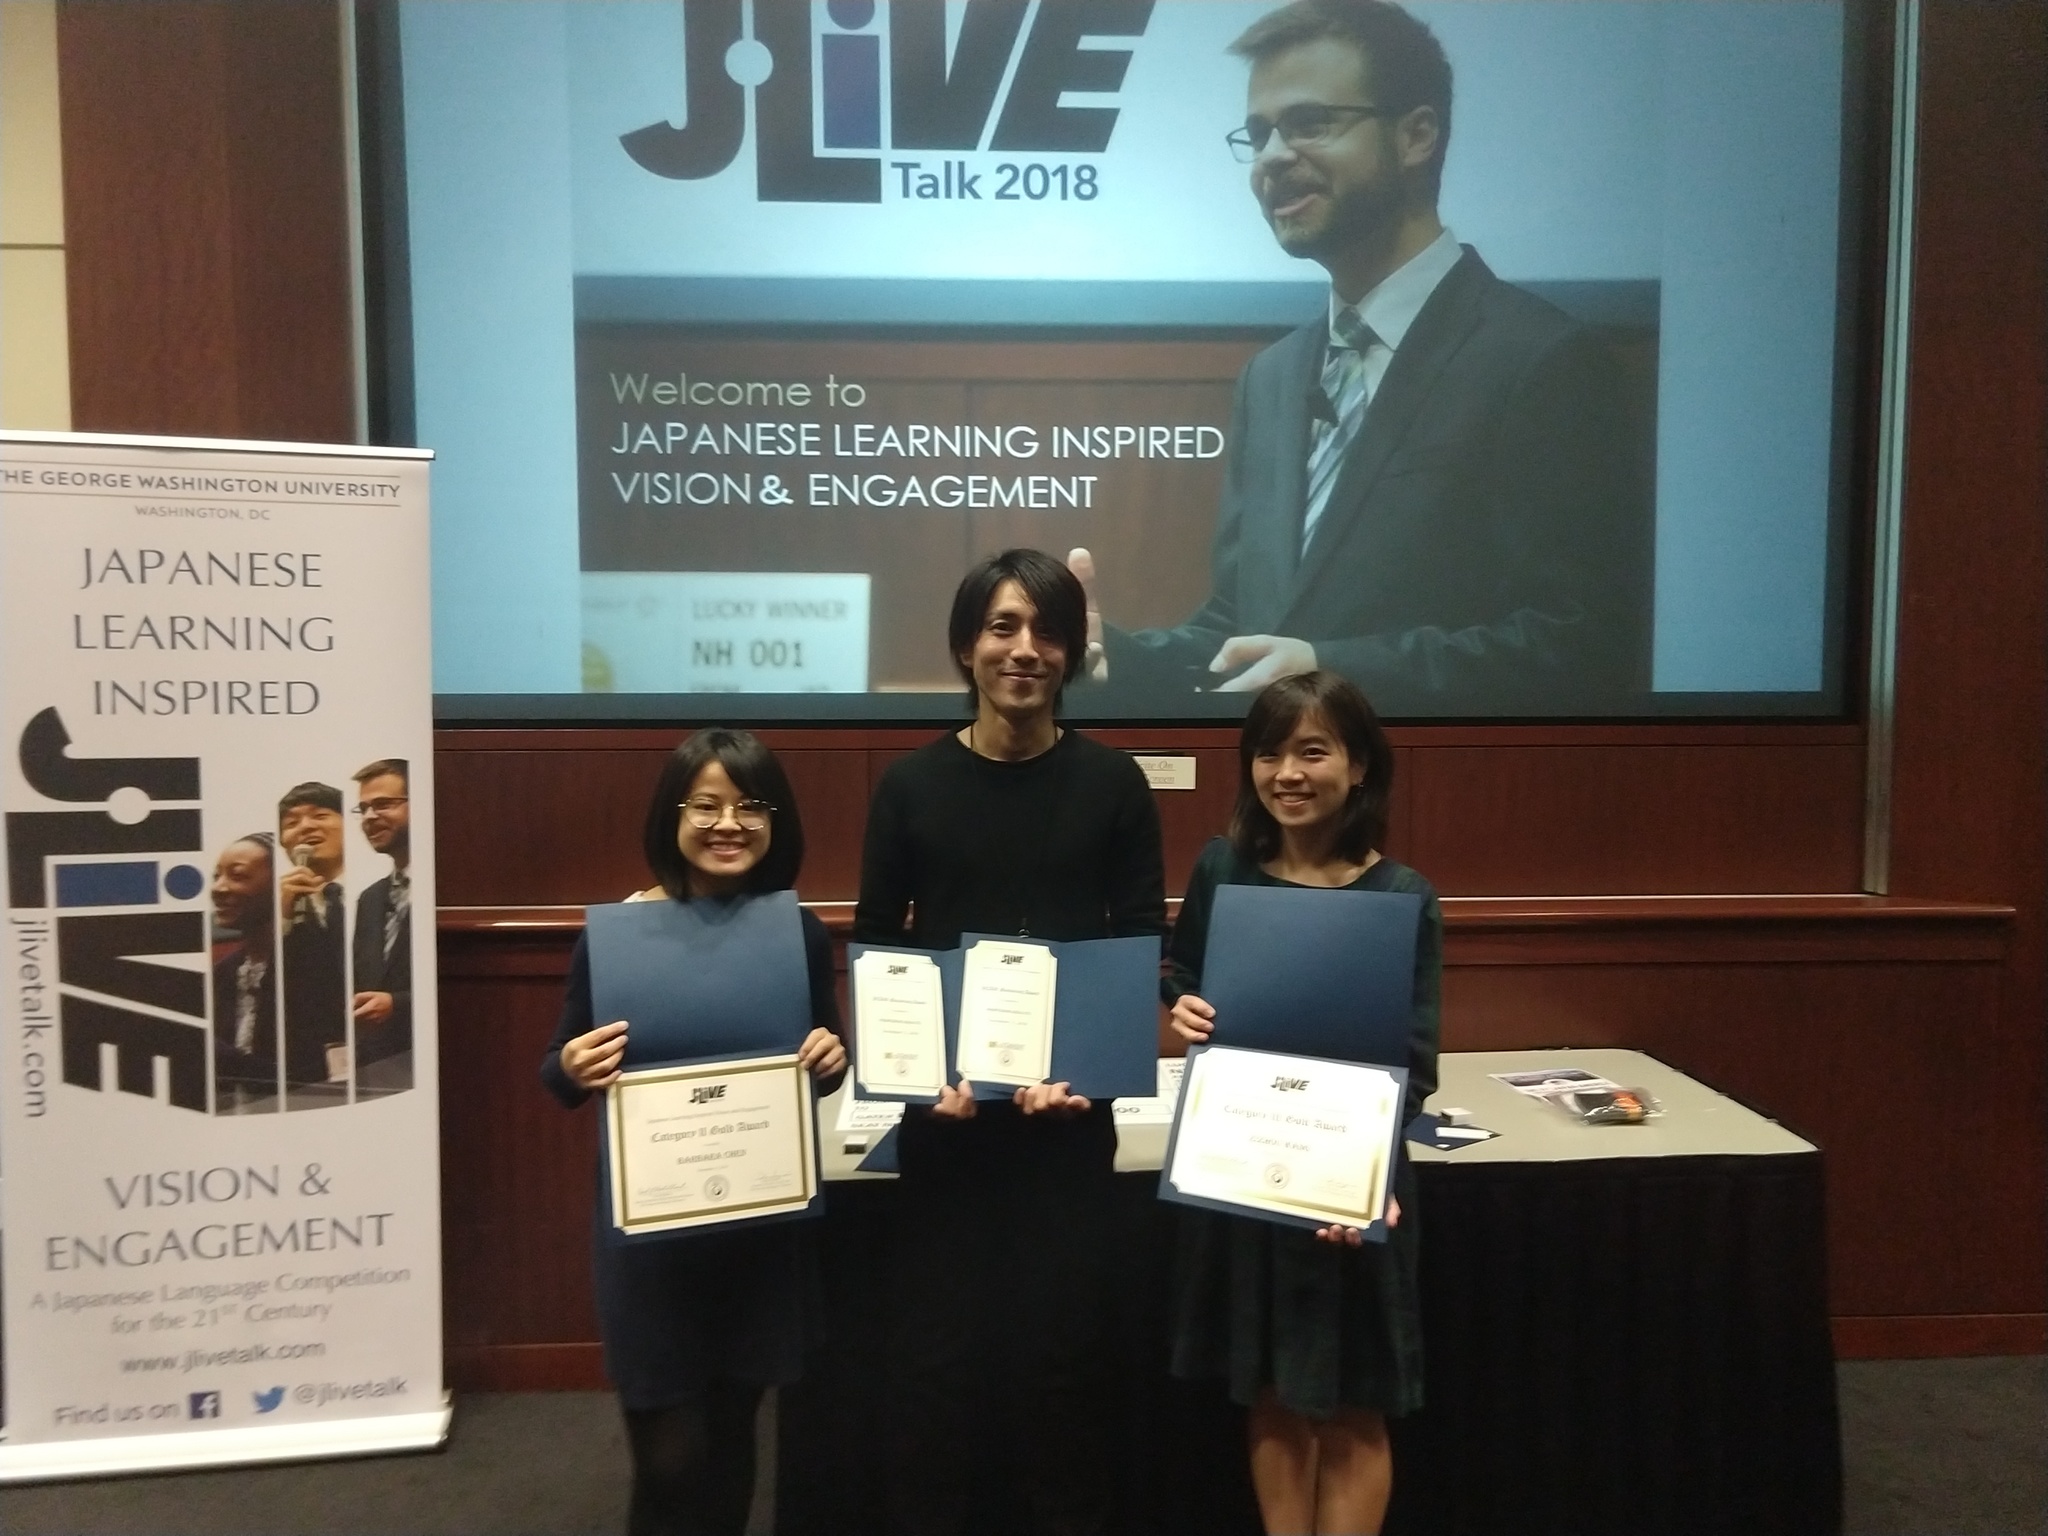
[681, 798, 774, 831]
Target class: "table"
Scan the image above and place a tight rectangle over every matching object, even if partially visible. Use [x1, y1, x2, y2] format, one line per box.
[781, 1050, 1842, 1536]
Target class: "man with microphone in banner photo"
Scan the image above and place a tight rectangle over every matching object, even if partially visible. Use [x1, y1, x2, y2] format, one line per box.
[277, 781, 349, 1108]
[1072, 0, 1652, 715]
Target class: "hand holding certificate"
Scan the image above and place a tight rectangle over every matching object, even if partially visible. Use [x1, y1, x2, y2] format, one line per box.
[1161, 1044, 1407, 1240]
[606, 1054, 819, 1237]
[848, 934, 1159, 1102]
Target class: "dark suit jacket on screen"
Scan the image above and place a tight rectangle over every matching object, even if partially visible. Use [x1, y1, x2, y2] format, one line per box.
[352, 873, 413, 1065]
[1106, 248, 1652, 714]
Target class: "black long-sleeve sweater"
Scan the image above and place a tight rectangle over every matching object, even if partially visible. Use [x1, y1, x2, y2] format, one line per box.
[854, 729, 1165, 949]
[853, 728, 1166, 1170]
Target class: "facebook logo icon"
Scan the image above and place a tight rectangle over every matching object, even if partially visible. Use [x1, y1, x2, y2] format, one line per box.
[188, 1391, 221, 1420]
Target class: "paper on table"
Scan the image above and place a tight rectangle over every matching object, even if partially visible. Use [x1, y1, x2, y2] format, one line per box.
[1112, 1058, 1189, 1125]
[834, 1093, 906, 1134]
[1490, 1067, 1622, 1100]
[956, 939, 1056, 1087]
[851, 949, 947, 1098]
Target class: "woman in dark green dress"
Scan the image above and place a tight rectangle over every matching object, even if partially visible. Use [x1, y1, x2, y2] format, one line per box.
[1166, 672, 1442, 1536]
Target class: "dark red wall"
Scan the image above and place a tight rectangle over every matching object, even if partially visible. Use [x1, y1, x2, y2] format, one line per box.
[54, 0, 2046, 1374]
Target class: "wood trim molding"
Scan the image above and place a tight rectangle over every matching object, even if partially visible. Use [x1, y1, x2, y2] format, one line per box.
[437, 894, 2014, 969]
[432, 723, 1865, 753]
[1832, 1314, 2048, 1359]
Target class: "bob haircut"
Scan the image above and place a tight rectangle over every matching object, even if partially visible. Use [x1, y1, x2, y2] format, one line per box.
[642, 728, 806, 900]
[1229, 671, 1395, 866]
[947, 548, 1090, 698]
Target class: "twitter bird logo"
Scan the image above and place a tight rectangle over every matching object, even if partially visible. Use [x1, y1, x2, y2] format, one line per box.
[253, 1386, 285, 1414]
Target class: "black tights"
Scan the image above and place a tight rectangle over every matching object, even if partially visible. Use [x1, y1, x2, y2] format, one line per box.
[623, 1383, 763, 1536]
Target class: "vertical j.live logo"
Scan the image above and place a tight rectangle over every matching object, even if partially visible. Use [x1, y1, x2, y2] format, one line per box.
[624, 0, 1156, 202]
[7, 708, 211, 1116]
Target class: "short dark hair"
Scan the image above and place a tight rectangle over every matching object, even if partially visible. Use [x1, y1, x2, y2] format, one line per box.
[352, 758, 408, 788]
[278, 782, 342, 817]
[1229, 671, 1395, 865]
[947, 549, 1089, 697]
[1230, 0, 1453, 196]
[642, 728, 805, 900]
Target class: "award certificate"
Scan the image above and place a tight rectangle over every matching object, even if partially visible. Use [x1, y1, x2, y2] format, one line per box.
[852, 949, 947, 1098]
[955, 939, 1056, 1087]
[1165, 1046, 1402, 1230]
[606, 1055, 817, 1235]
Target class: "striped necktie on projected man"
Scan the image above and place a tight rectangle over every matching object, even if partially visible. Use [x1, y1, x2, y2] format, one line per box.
[1301, 305, 1381, 556]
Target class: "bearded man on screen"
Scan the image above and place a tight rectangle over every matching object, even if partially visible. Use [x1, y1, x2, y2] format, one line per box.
[1073, 0, 1650, 714]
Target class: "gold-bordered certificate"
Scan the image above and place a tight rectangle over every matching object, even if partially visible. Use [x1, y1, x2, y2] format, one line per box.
[1164, 1045, 1401, 1230]
[605, 1054, 817, 1235]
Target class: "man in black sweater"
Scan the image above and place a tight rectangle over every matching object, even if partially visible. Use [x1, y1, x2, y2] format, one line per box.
[854, 549, 1166, 1536]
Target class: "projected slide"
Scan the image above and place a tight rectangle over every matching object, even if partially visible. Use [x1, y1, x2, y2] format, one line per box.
[397, 0, 1853, 719]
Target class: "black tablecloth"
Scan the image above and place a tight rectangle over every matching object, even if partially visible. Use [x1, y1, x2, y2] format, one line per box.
[778, 1151, 1841, 1536]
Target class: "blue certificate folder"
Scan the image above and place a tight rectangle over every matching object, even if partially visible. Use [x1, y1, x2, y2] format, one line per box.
[586, 893, 821, 1241]
[1200, 885, 1422, 1069]
[848, 934, 1160, 1102]
[586, 891, 812, 1067]
[1158, 1043, 1408, 1240]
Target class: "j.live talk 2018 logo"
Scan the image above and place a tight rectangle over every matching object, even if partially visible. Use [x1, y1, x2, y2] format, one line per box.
[8, 709, 211, 1117]
[624, 0, 1155, 202]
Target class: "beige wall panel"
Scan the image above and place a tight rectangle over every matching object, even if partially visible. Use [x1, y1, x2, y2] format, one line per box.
[1, 245, 71, 427]
[1, 0, 66, 246]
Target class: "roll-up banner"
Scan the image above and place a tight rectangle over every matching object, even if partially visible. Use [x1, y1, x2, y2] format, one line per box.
[0, 431, 446, 1480]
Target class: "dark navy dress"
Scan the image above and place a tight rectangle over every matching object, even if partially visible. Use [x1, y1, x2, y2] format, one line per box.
[1165, 838, 1442, 1420]
[541, 904, 842, 1410]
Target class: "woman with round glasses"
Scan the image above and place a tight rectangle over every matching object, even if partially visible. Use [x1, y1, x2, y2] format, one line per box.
[1165, 672, 1441, 1536]
[542, 728, 846, 1536]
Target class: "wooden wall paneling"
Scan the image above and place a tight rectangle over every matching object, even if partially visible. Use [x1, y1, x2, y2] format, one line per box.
[1407, 743, 1867, 894]
[435, 730, 1878, 907]
[1884, 0, 2048, 1328]
[1147, 748, 1238, 895]
[435, 748, 672, 906]
[437, 933, 600, 1369]
[434, 901, 2033, 1386]
[777, 749, 870, 899]
[435, 744, 872, 905]
[57, 0, 237, 432]
[1438, 956, 2017, 1318]
[1384, 745, 1415, 864]
[56, 0, 352, 441]
[216, 2, 353, 443]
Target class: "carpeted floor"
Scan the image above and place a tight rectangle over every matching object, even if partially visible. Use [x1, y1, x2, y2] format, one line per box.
[1, 1356, 2040, 1534]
